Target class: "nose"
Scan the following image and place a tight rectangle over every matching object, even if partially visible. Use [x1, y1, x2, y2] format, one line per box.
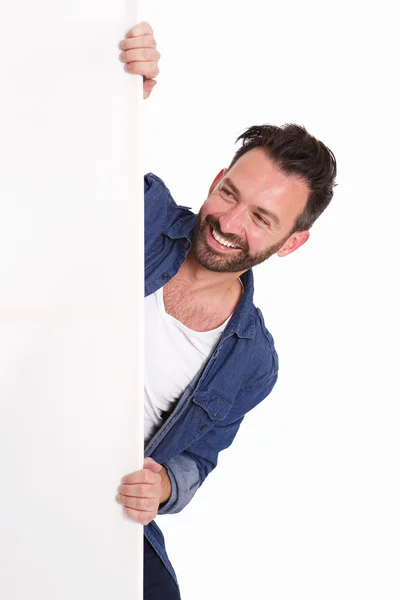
[218, 204, 247, 236]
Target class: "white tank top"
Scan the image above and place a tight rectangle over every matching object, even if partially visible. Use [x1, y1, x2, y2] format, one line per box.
[144, 283, 242, 444]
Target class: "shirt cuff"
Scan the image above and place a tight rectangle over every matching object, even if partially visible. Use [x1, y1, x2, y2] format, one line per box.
[157, 454, 200, 515]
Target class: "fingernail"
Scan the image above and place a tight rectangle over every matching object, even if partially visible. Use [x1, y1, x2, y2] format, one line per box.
[115, 495, 121, 502]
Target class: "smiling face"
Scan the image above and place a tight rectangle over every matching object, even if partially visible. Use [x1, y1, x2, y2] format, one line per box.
[191, 147, 311, 273]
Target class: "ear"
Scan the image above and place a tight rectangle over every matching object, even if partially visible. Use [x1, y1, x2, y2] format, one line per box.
[277, 230, 310, 257]
[208, 168, 226, 195]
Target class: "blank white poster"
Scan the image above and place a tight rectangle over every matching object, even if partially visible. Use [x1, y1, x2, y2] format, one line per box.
[0, 2, 143, 598]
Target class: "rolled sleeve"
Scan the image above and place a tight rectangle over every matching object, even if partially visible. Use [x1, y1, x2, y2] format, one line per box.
[157, 453, 200, 515]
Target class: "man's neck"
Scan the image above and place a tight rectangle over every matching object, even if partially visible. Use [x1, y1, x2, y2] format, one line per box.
[177, 252, 245, 298]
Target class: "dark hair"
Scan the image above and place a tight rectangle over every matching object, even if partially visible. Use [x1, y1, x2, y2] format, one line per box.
[228, 124, 337, 232]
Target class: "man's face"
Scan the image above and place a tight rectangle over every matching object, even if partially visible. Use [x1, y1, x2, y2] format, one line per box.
[191, 147, 311, 273]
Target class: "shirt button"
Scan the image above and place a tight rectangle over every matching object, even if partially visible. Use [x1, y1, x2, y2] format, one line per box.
[162, 273, 170, 280]
[184, 241, 190, 249]
[201, 426, 208, 432]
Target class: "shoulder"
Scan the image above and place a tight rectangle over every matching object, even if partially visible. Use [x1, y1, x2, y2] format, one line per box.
[241, 304, 279, 391]
[144, 172, 169, 194]
[144, 172, 174, 208]
[255, 305, 278, 366]
[144, 173, 194, 239]
[144, 173, 192, 211]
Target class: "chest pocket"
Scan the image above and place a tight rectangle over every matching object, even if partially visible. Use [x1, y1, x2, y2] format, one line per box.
[150, 389, 235, 461]
[191, 389, 234, 422]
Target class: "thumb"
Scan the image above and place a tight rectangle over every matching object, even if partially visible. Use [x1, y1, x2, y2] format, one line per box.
[143, 79, 157, 99]
[144, 457, 163, 473]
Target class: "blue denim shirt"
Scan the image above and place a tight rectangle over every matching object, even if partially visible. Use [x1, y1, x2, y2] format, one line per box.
[143, 173, 279, 584]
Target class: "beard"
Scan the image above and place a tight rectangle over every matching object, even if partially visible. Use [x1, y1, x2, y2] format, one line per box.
[190, 209, 287, 273]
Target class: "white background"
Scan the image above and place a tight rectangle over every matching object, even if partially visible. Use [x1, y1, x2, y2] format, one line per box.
[0, 1, 144, 598]
[143, 1, 400, 599]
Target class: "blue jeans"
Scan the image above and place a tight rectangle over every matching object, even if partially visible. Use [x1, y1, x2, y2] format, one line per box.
[144, 537, 181, 600]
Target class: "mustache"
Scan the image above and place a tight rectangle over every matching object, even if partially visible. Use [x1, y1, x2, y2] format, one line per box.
[204, 215, 244, 249]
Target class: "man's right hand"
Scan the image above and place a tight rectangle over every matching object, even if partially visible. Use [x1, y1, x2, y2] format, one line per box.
[119, 22, 160, 99]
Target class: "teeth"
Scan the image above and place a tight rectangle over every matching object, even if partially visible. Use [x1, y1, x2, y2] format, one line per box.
[212, 228, 239, 249]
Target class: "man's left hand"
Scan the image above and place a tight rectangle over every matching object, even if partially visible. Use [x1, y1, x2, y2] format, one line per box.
[116, 457, 171, 525]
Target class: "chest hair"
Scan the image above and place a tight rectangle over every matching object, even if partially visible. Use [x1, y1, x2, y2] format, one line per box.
[163, 279, 229, 332]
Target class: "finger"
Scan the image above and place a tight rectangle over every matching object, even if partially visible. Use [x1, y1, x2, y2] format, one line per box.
[143, 79, 157, 99]
[144, 457, 163, 472]
[121, 468, 161, 485]
[122, 505, 155, 526]
[125, 21, 153, 38]
[119, 48, 160, 65]
[124, 61, 159, 80]
[119, 35, 156, 51]
[116, 494, 157, 512]
[117, 483, 158, 498]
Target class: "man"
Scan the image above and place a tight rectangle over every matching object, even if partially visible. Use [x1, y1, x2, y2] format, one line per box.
[116, 22, 337, 600]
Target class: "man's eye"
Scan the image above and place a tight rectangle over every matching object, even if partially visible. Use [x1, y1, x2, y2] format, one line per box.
[220, 187, 233, 198]
[255, 214, 268, 226]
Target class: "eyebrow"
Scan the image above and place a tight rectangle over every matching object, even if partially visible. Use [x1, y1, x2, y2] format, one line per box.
[223, 177, 281, 228]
